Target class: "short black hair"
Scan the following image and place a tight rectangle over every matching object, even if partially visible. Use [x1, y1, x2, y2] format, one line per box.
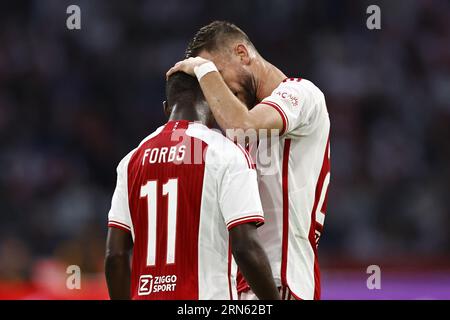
[185, 20, 254, 58]
[165, 72, 203, 109]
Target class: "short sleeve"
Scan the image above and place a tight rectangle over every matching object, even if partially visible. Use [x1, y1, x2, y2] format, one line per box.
[260, 78, 323, 136]
[108, 156, 133, 234]
[219, 146, 264, 230]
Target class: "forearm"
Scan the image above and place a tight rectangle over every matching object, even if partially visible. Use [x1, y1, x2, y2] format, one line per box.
[105, 253, 131, 300]
[199, 72, 254, 131]
[166, 57, 283, 135]
[233, 242, 280, 300]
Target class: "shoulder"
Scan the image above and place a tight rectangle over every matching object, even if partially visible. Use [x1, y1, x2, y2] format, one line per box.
[186, 123, 253, 170]
[273, 78, 324, 101]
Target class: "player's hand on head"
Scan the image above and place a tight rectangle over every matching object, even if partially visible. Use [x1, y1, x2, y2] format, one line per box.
[166, 56, 210, 79]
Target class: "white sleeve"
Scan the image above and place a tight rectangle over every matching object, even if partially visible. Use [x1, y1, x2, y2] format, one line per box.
[260, 79, 324, 136]
[108, 156, 133, 233]
[219, 145, 264, 230]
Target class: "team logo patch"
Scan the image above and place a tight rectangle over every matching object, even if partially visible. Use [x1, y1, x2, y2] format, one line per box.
[275, 91, 299, 107]
[138, 274, 177, 295]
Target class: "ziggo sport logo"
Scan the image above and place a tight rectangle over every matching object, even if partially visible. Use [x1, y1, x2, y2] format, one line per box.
[138, 274, 177, 296]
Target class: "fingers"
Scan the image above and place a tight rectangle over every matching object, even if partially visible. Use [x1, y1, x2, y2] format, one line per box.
[166, 57, 205, 79]
[166, 62, 182, 79]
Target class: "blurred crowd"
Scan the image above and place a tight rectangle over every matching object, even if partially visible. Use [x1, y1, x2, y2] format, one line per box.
[1, 0, 449, 283]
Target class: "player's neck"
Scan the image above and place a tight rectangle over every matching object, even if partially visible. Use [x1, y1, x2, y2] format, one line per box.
[254, 58, 287, 102]
[169, 103, 209, 126]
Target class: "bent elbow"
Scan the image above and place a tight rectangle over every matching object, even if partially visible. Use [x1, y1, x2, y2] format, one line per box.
[233, 117, 254, 131]
[223, 119, 258, 140]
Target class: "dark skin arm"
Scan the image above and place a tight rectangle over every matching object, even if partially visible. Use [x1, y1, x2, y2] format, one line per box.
[105, 227, 133, 300]
[229, 223, 280, 300]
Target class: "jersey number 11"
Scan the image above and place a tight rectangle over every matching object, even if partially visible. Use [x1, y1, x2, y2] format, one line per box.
[140, 178, 178, 267]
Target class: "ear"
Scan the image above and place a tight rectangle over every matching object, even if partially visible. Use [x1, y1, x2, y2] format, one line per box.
[163, 100, 171, 118]
[235, 44, 251, 65]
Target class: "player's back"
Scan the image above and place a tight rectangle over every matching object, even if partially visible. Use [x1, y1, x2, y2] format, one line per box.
[108, 120, 261, 300]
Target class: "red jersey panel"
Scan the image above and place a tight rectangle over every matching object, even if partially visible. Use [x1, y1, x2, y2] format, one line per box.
[127, 120, 205, 299]
[108, 120, 264, 300]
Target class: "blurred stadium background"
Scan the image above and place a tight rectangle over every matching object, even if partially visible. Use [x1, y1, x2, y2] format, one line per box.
[1, 0, 449, 299]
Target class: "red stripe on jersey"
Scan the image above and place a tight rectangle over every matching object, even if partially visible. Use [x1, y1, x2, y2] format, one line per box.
[162, 120, 189, 132]
[108, 219, 131, 230]
[280, 139, 291, 288]
[282, 77, 302, 82]
[236, 143, 254, 169]
[227, 241, 233, 300]
[260, 101, 288, 135]
[127, 122, 207, 300]
[236, 269, 249, 294]
[108, 221, 131, 233]
[227, 216, 264, 230]
[307, 137, 331, 300]
[289, 288, 303, 300]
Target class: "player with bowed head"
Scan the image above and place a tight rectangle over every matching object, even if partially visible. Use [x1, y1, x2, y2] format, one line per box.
[167, 21, 331, 300]
[105, 72, 280, 300]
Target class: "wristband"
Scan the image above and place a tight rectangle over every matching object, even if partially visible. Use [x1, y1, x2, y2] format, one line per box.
[194, 61, 218, 81]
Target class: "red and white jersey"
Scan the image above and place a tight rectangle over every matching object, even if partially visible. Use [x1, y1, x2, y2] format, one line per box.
[247, 78, 330, 300]
[108, 120, 264, 300]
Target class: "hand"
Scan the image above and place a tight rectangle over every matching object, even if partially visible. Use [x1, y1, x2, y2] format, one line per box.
[166, 57, 211, 79]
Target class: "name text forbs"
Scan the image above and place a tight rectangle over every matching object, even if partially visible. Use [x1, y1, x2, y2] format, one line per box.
[142, 145, 186, 165]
